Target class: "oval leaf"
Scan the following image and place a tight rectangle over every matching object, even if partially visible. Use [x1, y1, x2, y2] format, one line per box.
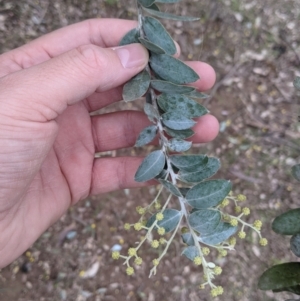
[291, 234, 300, 257]
[188, 209, 221, 235]
[135, 150, 165, 182]
[135, 125, 158, 147]
[123, 70, 151, 102]
[146, 209, 181, 233]
[179, 157, 220, 183]
[182, 246, 200, 261]
[159, 179, 182, 197]
[185, 90, 209, 99]
[119, 28, 139, 46]
[272, 209, 300, 235]
[150, 54, 199, 84]
[143, 7, 200, 21]
[167, 139, 192, 152]
[164, 127, 194, 139]
[162, 112, 196, 130]
[143, 16, 176, 55]
[157, 93, 208, 118]
[182, 232, 194, 246]
[186, 180, 232, 209]
[294, 77, 300, 91]
[170, 155, 208, 172]
[151, 80, 195, 94]
[258, 262, 300, 291]
[144, 103, 160, 123]
[138, 0, 155, 7]
[138, 37, 165, 54]
[199, 222, 237, 245]
[292, 164, 300, 182]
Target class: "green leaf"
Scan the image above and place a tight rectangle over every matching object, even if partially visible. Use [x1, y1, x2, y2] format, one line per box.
[150, 54, 199, 84]
[135, 150, 165, 182]
[294, 77, 300, 91]
[159, 179, 182, 197]
[151, 80, 195, 94]
[185, 180, 232, 209]
[199, 222, 237, 245]
[272, 209, 300, 235]
[138, 37, 165, 54]
[291, 234, 300, 257]
[258, 262, 300, 291]
[144, 103, 160, 123]
[157, 93, 208, 118]
[170, 155, 208, 172]
[178, 157, 220, 183]
[143, 7, 200, 21]
[148, 3, 160, 11]
[156, 0, 181, 3]
[138, 0, 155, 7]
[164, 127, 194, 139]
[155, 168, 168, 180]
[182, 232, 194, 246]
[162, 112, 196, 130]
[146, 208, 181, 233]
[188, 209, 221, 235]
[292, 164, 300, 181]
[122, 70, 151, 102]
[167, 139, 192, 152]
[143, 16, 176, 55]
[274, 285, 300, 295]
[135, 125, 158, 147]
[185, 90, 209, 99]
[182, 246, 199, 261]
[119, 28, 139, 46]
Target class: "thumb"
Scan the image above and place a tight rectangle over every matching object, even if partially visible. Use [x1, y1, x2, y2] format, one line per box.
[0, 43, 148, 122]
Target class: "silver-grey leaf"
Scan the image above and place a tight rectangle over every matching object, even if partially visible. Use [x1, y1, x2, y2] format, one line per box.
[135, 125, 158, 147]
[157, 93, 208, 118]
[123, 70, 151, 102]
[167, 138, 192, 152]
[162, 112, 196, 130]
[138, 37, 165, 54]
[159, 179, 182, 197]
[150, 54, 199, 84]
[143, 16, 176, 55]
[151, 80, 195, 94]
[135, 150, 166, 182]
[164, 127, 194, 139]
[144, 103, 160, 123]
[143, 7, 200, 21]
[119, 28, 139, 46]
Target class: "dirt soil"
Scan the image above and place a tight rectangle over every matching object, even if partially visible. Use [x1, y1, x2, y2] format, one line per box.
[1, 0, 300, 300]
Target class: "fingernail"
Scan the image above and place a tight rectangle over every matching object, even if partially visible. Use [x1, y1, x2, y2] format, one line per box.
[113, 44, 148, 69]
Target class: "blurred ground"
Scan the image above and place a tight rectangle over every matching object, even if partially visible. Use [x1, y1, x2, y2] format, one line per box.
[1, 0, 300, 300]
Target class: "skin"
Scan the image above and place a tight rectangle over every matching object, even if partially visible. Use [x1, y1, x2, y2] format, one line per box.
[0, 19, 218, 268]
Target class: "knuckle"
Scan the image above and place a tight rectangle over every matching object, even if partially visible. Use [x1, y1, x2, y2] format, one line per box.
[73, 45, 109, 74]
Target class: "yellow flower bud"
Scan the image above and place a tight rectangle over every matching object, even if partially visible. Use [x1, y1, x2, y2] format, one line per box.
[128, 248, 137, 257]
[230, 218, 238, 227]
[159, 238, 166, 244]
[112, 251, 120, 260]
[219, 249, 227, 257]
[193, 256, 202, 266]
[156, 212, 164, 221]
[124, 223, 131, 230]
[259, 238, 268, 246]
[151, 240, 160, 248]
[238, 231, 246, 239]
[229, 237, 236, 246]
[253, 220, 263, 230]
[154, 202, 161, 210]
[202, 247, 210, 256]
[235, 206, 242, 213]
[242, 207, 250, 216]
[237, 194, 246, 201]
[152, 259, 159, 266]
[126, 267, 134, 276]
[134, 223, 142, 231]
[214, 266, 222, 275]
[134, 257, 143, 265]
[157, 227, 166, 236]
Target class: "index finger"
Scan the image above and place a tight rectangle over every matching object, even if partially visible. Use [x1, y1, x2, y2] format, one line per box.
[0, 19, 137, 76]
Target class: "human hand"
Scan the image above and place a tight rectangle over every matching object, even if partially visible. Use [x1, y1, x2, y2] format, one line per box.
[0, 19, 218, 268]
